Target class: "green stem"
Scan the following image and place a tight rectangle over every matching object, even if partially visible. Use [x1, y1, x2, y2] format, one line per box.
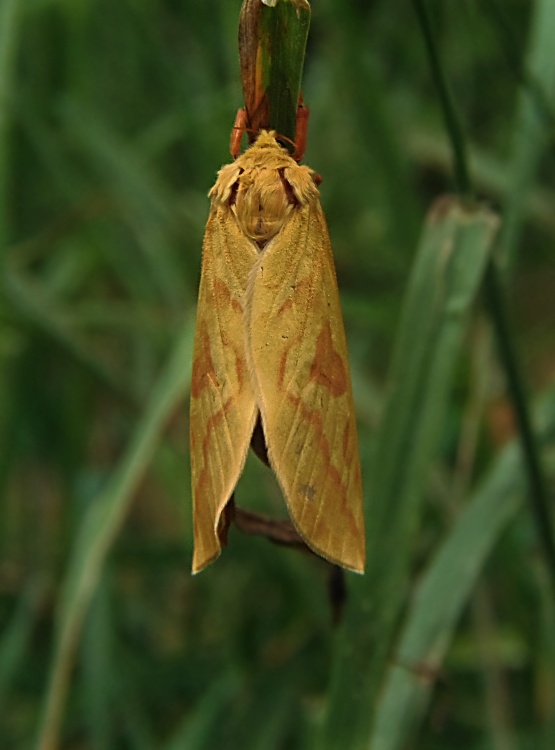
[484, 262, 555, 579]
[238, 0, 310, 148]
[412, 0, 471, 198]
[413, 0, 555, 592]
[0, 0, 23, 253]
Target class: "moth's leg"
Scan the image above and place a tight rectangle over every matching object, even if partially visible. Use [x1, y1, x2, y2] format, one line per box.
[230, 108, 248, 159]
[293, 103, 310, 162]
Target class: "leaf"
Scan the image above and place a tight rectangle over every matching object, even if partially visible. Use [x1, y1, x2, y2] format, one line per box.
[318, 197, 499, 750]
[498, 0, 555, 269]
[371, 387, 555, 750]
[0, 579, 45, 708]
[36, 322, 194, 750]
[0, 0, 23, 247]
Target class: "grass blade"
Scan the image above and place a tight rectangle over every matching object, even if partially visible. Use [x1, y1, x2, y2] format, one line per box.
[498, 0, 555, 270]
[0, 579, 45, 707]
[371, 386, 555, 750]
[35, 321, 194, 750]
[319, 197, 499, 750]
[0, 0, 23, 249]
[163, 672, 240, 750]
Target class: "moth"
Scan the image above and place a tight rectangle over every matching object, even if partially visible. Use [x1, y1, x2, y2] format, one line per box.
[190, 130, 365, 574]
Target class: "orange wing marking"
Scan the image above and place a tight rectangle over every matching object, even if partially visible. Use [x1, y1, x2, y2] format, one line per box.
[191, 323, 216, 398]
[284, 391, 361, 539]
[212, 278, 244, 315]
[194, 397, 235, 500]
[309, 323, 347, 397]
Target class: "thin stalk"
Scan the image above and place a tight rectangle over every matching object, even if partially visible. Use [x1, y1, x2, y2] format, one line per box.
[412, 0, 555, 593]
[485, 262, 555, 579]
[412, 0, 471, 198]
[0, 0, 22, 252]
[238, 0, 310, 147]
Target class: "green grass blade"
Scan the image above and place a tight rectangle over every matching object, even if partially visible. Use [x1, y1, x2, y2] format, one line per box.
[60, 101, 185, 309]
[35, 321, 194, 750]
[0, 0, 23, 250]
[3, 264, 139, 405]
[537, 560, 555, 748]
[80, 579, 116, 750]
[371, 386, 555, 750]
[0, 579, 45, 707]
[413, 0, 555, 589]
[404, 127, 555, 236]
[498, 0, 555, 270]
[320, 197, 499, 750]
[163, 672, 241, 750]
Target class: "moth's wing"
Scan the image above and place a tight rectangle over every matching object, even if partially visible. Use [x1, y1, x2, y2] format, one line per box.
[190, 203, 258, 573]
[248, 189, 365, 573]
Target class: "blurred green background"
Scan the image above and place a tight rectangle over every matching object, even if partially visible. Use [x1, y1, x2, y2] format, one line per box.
[1, 0, 555, 748]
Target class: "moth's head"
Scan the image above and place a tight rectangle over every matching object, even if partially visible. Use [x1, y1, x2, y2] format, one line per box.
[253, 130, 283, 151]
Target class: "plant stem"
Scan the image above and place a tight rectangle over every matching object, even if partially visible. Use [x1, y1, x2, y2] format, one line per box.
[484, 262, 555, 579]
[238, 0, 310, 148]
[412, 0, 471, 198]
[0, 0, 23, 253]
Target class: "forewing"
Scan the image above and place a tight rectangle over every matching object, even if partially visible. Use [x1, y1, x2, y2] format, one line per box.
[190, 204, 258, 573]
[248, 199, 365, 572]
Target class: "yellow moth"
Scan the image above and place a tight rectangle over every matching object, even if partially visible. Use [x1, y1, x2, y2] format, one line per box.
[190, 131, 365, 574]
